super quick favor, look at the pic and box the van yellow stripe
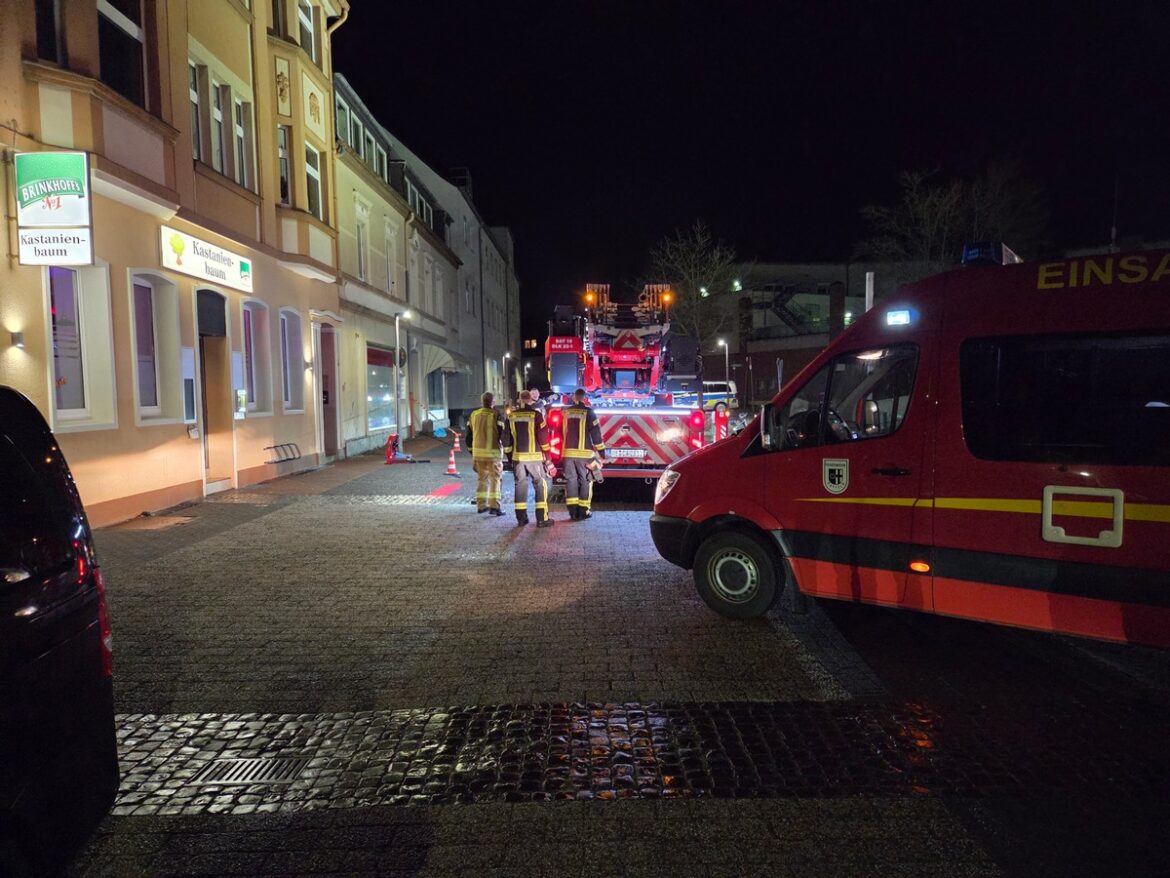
[798,496,1170,523]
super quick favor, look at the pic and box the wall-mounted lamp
[10,331,24,349]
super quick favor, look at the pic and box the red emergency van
[650,249,1170,647]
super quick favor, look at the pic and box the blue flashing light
[886,309,913,327]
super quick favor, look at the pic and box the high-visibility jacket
[504,404,550,462]
[562,402,605,459]
[465,406,504,460]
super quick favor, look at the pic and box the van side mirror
[760,403,779,450]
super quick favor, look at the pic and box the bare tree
[647,220,740,347]
[855,162,1048,264]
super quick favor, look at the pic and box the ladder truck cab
[544,284,707,481]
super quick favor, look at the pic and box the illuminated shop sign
[160,227,253,293]
[14,151,93,265]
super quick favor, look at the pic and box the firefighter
[504,389,554,527]
[465,391,505,516]
[561,388,605,520]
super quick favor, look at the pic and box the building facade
[1,0,349,526]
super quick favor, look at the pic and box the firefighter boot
[567,505,580,521]
[536,511,555,528]
[516,510,529,526]
[579,507,593,520]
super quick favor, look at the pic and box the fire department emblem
[823,458,849,494]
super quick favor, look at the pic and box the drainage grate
[189,757,311,786]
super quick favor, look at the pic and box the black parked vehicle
[0,387,119,876]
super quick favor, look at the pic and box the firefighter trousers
[513,461,549,521]
[473,459,502,511]
[563,458,593,511]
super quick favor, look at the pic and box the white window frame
[364,132,376,168]
[298,0,317,64]
[132,279,161,416]
[335,96,350,144]
[356,218,368,281]
[241,300,272,414]
[385,227,396,294]
[277,124,290,205]
[46,263,117,431]
[376,145,387,182]
[211,80,225,172]
[97,0,145,104]
[350,117,364,158]
[234,99,248,187]
[305,142,322,220]
[278,308,305,412]
[189,62,201,161]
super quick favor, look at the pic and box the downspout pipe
[477,225,486,394]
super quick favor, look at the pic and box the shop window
[366,345,398,431]
[305,143,323,220]
[98,0,145,108]
[279,309,304,411]
[48,264,116,429]
[130,273,182,422]
[241,301,272,413]
[277,125,290,204]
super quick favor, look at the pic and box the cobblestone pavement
[68,447,1170,876]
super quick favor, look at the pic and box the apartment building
[0,0,348,525]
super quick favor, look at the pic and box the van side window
[0,436,74,581]
[775,345,918,450]
[961,332,1170,466]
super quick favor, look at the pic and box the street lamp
[502,351,512,398]
[718,338,729,387]
[395,310,411,436]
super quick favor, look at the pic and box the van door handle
[872,466,911,477]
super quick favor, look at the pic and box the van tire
[693,530,779,619]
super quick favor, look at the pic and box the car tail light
[689,409,705,448]
[689,410,704,430]
[549,409,563,427]
[94,567,113,677]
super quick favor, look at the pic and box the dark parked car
[0,387,118,876]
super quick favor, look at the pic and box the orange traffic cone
[452,431,462,452]
[446,447,460,478]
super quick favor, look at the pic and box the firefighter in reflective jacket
[561,388,606,520]
[504,389,554,527]
[465,391,505,516]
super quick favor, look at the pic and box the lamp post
[718,338,729,387]
[502,351,512,399]
[394,310,411,436]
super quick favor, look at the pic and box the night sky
[333,1,1170,337]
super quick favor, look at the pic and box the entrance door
[196,289,234,491]
[319,324,338,458]
[763,341,931,608]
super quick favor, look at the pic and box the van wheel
[693,531,780,618]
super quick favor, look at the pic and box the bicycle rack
[263,443,302,464]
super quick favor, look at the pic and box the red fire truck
[544,285,706,480]
[651,247,1170,647]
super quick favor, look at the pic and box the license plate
[609,448,646,459]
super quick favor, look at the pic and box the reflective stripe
[798,496,1170,523]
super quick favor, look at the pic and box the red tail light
[549,409,563,427]
[94,567,113,677]
[689,410,704,429]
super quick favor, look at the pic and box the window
[36,0,62,63]
[356,218,368,281]
[50,267,86,414]
[961,333,1170,466]
[385,228,396,294]
[188,63,201,160]
[366,345,397,430]
[278,310,304,411]
[47,264,116,427]
[277,125,290,204]
[350,117,364,158]
[335,97,349,143]
[233,100,251,188]
[376,145,387,182]
[364,132,375,168]
[297,0,317,64]
[241,301,272,412]
[270,0,286,36]
[774,345,918,450]
[98,0,145,108]
[305,143,322,219]
[133,281,159,413]
[211,81,225,172]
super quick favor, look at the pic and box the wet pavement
[67,440,1170,876]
